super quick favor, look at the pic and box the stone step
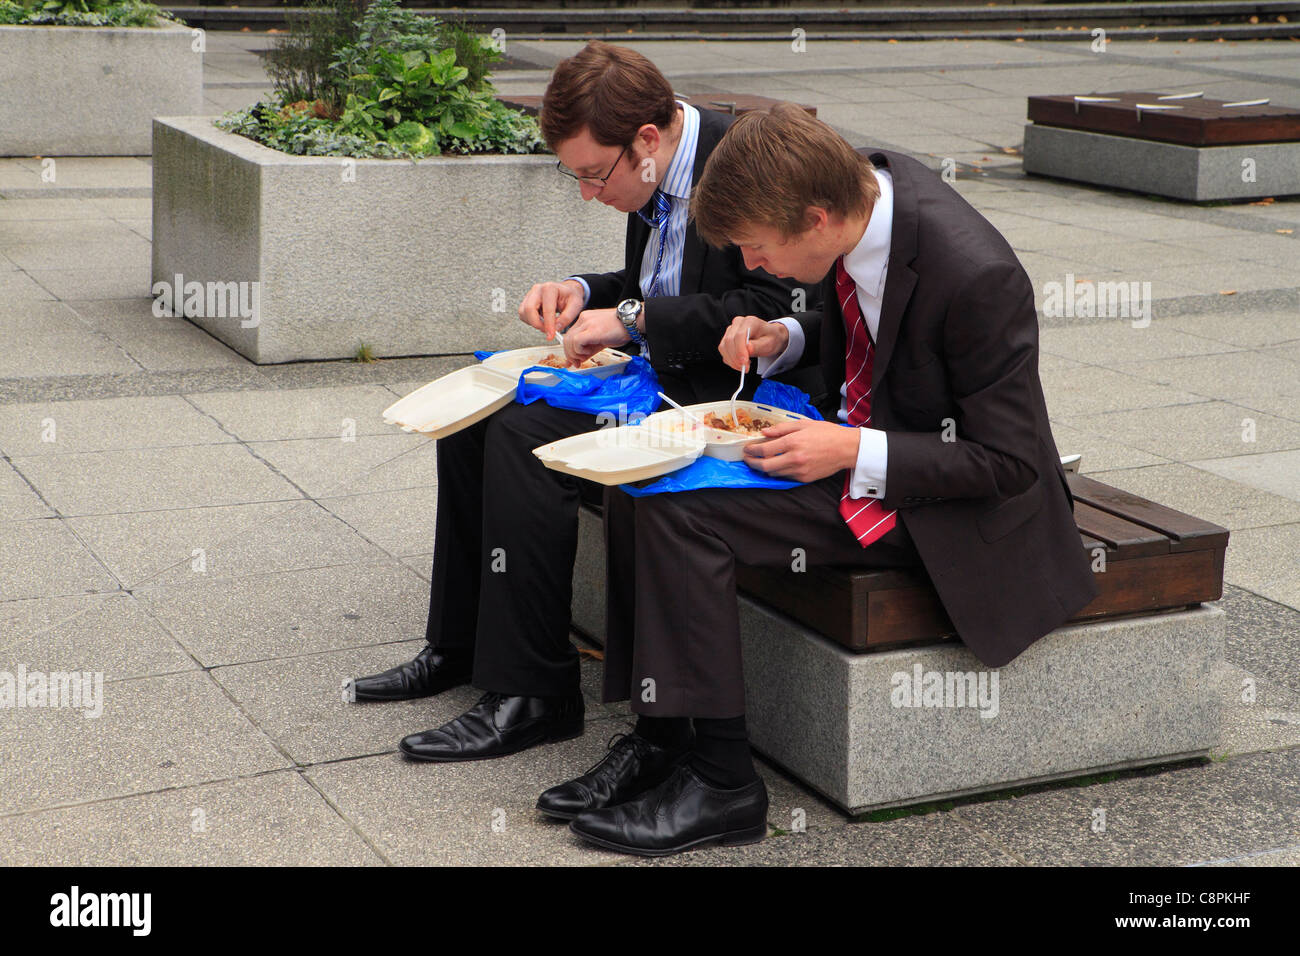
[164,1,1300,39]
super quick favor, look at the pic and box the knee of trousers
[483,403,558,462]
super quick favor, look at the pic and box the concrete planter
[150,116,627,363]
[0,23,203,156]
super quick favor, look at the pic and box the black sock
[635,715,691,750]
[690,715,758,789]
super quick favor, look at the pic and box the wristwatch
[616,298,647,349]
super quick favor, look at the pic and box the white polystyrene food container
[532,426,706,486]
[381,365,520,440]
[639,401,809,461]
[481,345,633,383]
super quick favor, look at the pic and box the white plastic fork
[730,328,751,427]
[657,391,707,427]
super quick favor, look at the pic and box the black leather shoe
[348,645,471,702]
[568,764,768,857]
[398,691,584,762]
[536,732,689,820]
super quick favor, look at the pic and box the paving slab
[1059,401,1300,462]
[1220,522,1300,613]
[100,324,248,372]
[1039,322,1244,366]
[1211,659,1300,758]
[0,303,137,377]
[186,385,401,442]
[1046,420,1169,474]
[246,433,439,499]
[0,459,52,520]
[0,670,290,816]
[67,498,389,589]
[304,736,643,865]
[0,197,108,220]
[0,772,383,867]
[10,443,302,516]
[0,517,118,602]
[133,560,431,667]
[1038,365,1203,418]
[25,267,149,301]
[1189,449,1300,502]
[950,748,1300,867]
[0,394,233,457]
[1,591,195,679]
[317,486,440,559]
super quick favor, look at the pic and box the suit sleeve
[883,257,1041,505]
[639,246,807,367]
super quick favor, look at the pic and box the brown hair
[691,103,880,248]
[539,41,677,149]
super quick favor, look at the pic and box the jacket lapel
[863,150,919,391]
[677,107,727,293]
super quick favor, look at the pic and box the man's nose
[741,248,762,272]
[579,181,600,201]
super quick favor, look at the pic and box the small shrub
[216,0,542,160]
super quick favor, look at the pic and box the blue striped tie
[636,189,673,297]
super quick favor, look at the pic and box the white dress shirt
[756,167,893,500]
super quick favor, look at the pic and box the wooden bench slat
[1072,501,1171,557]
[1068,473,1230,553]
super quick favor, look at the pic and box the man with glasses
[347,42,814,794]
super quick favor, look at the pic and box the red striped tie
[836,256,897,548]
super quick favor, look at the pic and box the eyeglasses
[556,144,629,187]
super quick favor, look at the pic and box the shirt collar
[657,100,700,202]
[842,166,893,298]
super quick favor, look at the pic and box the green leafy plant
[0,0,174,25]
[216,0,541,160]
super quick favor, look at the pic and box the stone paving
[1,33,1298,866]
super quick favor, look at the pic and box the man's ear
[800,206,829,235]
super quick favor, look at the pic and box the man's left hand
[562,308,629,365]
[743,419,861,483]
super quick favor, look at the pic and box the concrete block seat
[571,472,1229,814]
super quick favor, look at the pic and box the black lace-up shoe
[347,645,471,702]
[398,691,584,762]
[569,764,768,857]
[536,732,689,820]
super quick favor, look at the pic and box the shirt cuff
[564,276,592,309]
[848,427,888,499]
[755,317,805,377]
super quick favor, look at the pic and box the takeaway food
[538,353,602,370]
[701,409,776,434]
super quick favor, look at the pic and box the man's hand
[719,315,790,372]
[518,279,586,340]
[743,419,861,483]
[562,308,629,365]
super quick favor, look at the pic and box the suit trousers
[424,399,606,697]
[601,474,925,718]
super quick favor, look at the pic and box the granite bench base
[572,506,1224,815]
[1022,122,1300,202]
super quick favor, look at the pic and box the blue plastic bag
[474,350,663,419]
[620,380,830,496]
[514,356,663,419]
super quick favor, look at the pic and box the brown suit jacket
[792,148,1098,666]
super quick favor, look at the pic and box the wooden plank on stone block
[1068,473,1230,553]
[1027,91,1300,146]
[1070,548,1224,620]
[1072,501,1170,558]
